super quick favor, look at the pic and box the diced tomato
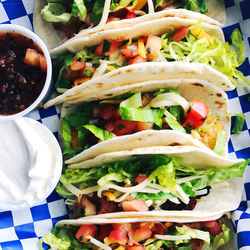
[99,105,115,120]
[74,77,91,86]
[183,98,209,129]
[128,55,147,65]
[109,230,127,245]
[113,108,121,119]
[172,26,189,42]
[133,228,152,242]
[121,199,148,212]
[162,123,169,129]
[107,16,121,23]
[184,222,201,230]
[138,222,154,229]
[70,60,85,71]
[136,122,153,132]
[151,223,165,236]
[95,40,119,56]
[145,35,162,60]
[112,223,132,232]
[113,119,138,136]
[105,40,119,56]
[98,197,118,214]
[134,174,148,184]
[128,245,146,250]
[97,224,113,240]
[75,224,97,243]
[80,196,96,216]
[64,67,83,80]
[202,221,222,236]
[23,48,44,69]
[186,239,204,250]
[39,55,47,72]
[121,44,139,58]
[104,120,116,132]
[125,8,136,19]
[95,43,104,56]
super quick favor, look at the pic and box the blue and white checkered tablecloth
[0,0,249,249]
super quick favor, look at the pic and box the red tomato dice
[112,223,132,232]
[151,223,165,236]
[121,200,148,212]
[184,98,209,129]
[202,220,222,236]
[133,228,152,242]
[104,120,116,132]
[113,119,138,136]
[145,35,162,60]
[125,8,137,19]
[121,44,139,58]
[136,122,153,131]
[97,224,113,240]
[70,60,85,71]
[172,26,189,42]
[128,55,147,65]
[134,174,148,184]
[109,230,127,245]
[99,105,114,120]
[95,44,104,56]
[75,224,97,243]
[128,245,146,250]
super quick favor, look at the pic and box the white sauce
[0,117,62,210]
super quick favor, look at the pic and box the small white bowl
[0,117,62,211]
[0,24,52,121]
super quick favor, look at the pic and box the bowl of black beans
[0,24,52,120]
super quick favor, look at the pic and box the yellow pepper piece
[107,65,117,71]
[138,38,147,58]
[104,237,116,245]
[115,246,125,250]
[103,191,116,201]
[133,0,148,10]
[165,222,173,228]
[196,198,201,202]
[122,38,132,48]
[190,27,211,41]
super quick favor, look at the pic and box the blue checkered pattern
[0,0,249,249]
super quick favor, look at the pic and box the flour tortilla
[44,62,233,109]
[50,12,224,57]
[64,145,245,222]
[33,3,224,50]
[60,78,229,164]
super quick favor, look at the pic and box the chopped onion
[155,234,191,241]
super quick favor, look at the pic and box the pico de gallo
[41,0,210,39]
[56,153,248,218]
[40,218,231,250]
[54,26,249,93]
[62,89,226,157]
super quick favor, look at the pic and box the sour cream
[0,117,62,210]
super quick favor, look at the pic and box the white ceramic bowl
[0,117,62,210]
[0,24,52,121]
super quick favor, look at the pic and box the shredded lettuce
[39,232,71,250]
[110,0,137,12]
[160,28,250,87]
[184,0,208,14]
[212,224,231,249]
[83,125,116,141]
[120,93,165,127]
[213,130,227,155]
[165,116,186,133]
[231,28,246,65]
[232,113,245,134]
[98,173,126,186]
[176,225,210,244]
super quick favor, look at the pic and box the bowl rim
[0,24,52,121]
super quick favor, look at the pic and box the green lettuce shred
[83,124,116,141]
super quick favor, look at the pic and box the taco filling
[41,0,210,39]
[54,26,248,93]
[56,154,248,217]
[40,217,231,249]
[62,89,226,157]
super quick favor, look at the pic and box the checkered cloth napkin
[0,0,249,249]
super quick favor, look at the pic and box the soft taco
[34,1,226,50]
[57,146,249,220]
[43,20,249,108]
[40,216,234,250]
[57,77,230,164]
